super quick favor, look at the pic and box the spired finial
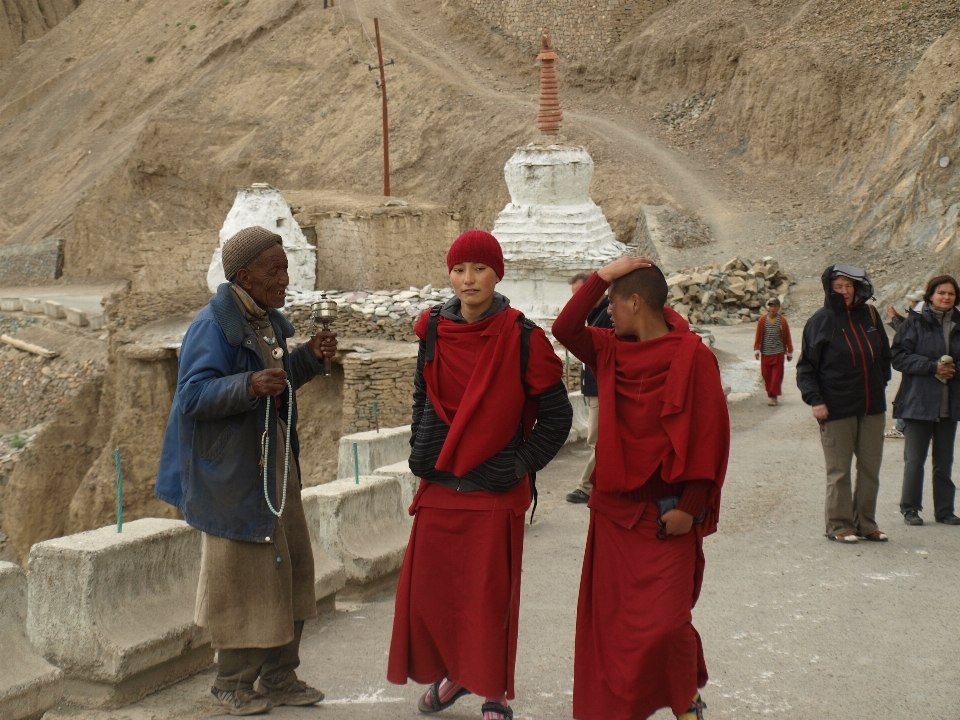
[536,31,562,136]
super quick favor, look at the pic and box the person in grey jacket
[892,275,960,526]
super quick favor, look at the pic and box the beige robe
[194,286,317,649]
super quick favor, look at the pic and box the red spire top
[536,32,562,136]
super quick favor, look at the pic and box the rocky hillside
[0,0,958,302]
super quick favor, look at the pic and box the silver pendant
[263,336,275,345]
[272,347,284,360]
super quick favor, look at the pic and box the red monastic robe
[552,272,729,720]
[387,305,563,699]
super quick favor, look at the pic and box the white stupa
[207,184,317,293]
[492,34,626,324]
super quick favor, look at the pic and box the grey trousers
[901,418,957,520]
[576,395,600,495]
[214,621,304,692]
[819,413,885,536]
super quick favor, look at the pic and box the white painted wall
[207,184,317,293]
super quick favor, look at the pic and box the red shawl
[590,308,728,531]
[414,306,562,478]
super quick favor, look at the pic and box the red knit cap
[446,230,505,280]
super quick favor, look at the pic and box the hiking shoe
[211,686,273,716]
[258,678,324,707]
[566,489,590,504]
[937,514,960,525]
[904,510,924,526]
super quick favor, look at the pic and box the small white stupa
[493,33,626,324]
[207,184,317,293]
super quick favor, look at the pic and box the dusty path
[47,323,960,720]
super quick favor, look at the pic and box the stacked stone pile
[285,286,455,342]
[666,257,795,326]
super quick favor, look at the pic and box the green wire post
[114,449,123,533]
[373,401,380,433]
[353,442,360,485]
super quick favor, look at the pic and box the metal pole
[374,18,390,197]
[353,442,360,485]
[114,449,123,533]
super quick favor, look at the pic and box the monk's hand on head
[597,256,655,282]
[249,368,288,398]
[661,509,694,536]
[310,330,338,361]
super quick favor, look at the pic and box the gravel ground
[47,323,959,720]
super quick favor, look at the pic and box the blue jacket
[155,283,323,542]
[892,304,960,421]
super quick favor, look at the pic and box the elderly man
[156,226,337,716]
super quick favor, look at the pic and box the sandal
[828,532,859,543]
[481,702,514,720]
[418,681,470,714]
[861,530,888,542]
[677,693,707,720]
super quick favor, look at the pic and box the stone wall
[341,348,417,436]
[453,0,669,62]
[287,191,460,291]
[0,239,63,285]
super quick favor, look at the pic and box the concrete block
[568,391,590,438]
[66,308,89,327]
[0,297,22,311]
[43,300,65,319]
[337,425,412,480]
[373,460,420,512]
[27,519,213,708]
[89,314,106,330]
[302,476,410,585]
[0,562,63,720]
[20,298,44,313]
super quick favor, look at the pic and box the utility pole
[373,18,391,197]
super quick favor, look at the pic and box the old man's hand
[249,369,288,398]
[310,330,338,361]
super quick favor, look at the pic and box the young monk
[552,256,729,720]
[387,230,573,720]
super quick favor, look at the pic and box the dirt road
[46,322,960,720]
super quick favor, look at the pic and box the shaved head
[610,266,668,310]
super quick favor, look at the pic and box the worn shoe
[828,532,858,543]
[566,489,590,504]
[211,686,273,716]
[936,514,960,525]
[258,679,324,707]
[767,397,778,406]
[904,510,924,526]
[884,428,905,439]
[481,702,514,720]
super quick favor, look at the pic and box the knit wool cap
[446,230,505,280]
[221,226,283,280]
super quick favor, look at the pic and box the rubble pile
[653,93,716,131]
[285,286,456,342]
[666,257,795,326]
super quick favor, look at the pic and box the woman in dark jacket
[796,264,892,543]
[892,275,960,526]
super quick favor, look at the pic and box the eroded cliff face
[0,0,81,67]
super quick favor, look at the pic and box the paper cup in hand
[939,355,954,384]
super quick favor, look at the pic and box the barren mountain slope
[1,0,959,301]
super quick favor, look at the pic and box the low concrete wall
[0,239,63,285]
[26,519,212,708]
[302,476,410,584]
[337,425,412,480]
[374,460,420,512]
[0,562,62,720]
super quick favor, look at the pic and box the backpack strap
[424,305,443,362]
[518,314,535,386]
[516,313,538,524]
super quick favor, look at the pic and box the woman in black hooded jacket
[796,264,892,543]
[891,275,960,527]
